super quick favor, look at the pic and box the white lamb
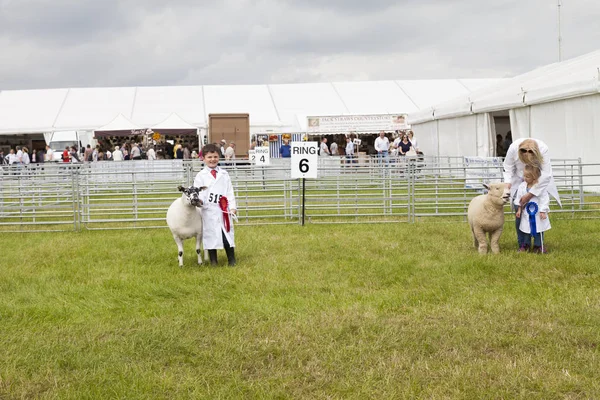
[467,182,511,254]
[166,185,206,267]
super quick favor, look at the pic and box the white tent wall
[437,115,478,157]
[412,120,438,156]
[131,86,206,127]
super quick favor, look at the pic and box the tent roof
[150,113,198,135]
[0,79,504,135]
[409,49,600,124]
[94,113,142,137]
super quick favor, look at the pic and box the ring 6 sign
[291,142,318,179]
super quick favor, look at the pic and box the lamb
[166,185,206,267]
[467,182,511,254]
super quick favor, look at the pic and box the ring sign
[254,147,270,166]
[248,149,256,164]
[291,142,318,179]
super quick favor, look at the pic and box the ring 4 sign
[253,147,270,166]
[291,142,318,179]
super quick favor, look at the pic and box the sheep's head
[483,182,511,206]
[177,185,206,207]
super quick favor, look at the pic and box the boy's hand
[231,209,237,215]
[540,212,547,220]
[515,209,521,218]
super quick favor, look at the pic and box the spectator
[396,133,412,156]
[225,142,236,161]
[62,147,70,163]
[503,131,513,155]
[279,139,291,158]
[36,148,45,164]
[374,131,390,163]
[7,149,17,165]
[183,144,191,160]
[330,140,338,156]
[22,147,30,164]
[146,146,156,161]
[345,136,355,164]
[112,146,124,161]
[0,150,5,165]
[220,139,227,157]
[407,131,420,153]
[84,144,93,162]
[69,146,81,163]
[320,137,330,157]
[92,146,99,162]
[45,145,54,162]
[131,143,142,160]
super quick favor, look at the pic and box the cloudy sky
[1,0,599,90]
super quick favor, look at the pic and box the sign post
[291,142,318,225]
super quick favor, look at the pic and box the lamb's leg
[490,228,503,254]
[196,234,203,265]
[173,235,185,267]
[472,226,488,254]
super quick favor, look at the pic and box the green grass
[1,221,600,398]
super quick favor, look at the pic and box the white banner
[307,114,408,133]
[464,157,504,189]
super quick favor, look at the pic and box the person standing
[515,165,551,253]
[503,138,560,250]
[319,137,330,157]
[330,140,338,156]
[345,136,355,164]
[279,139,291,158]
[193,144,238,266]
[225,142,236,161]
[374,131,389,164]
[146,146,156,161]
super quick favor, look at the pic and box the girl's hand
[540,212,547,220]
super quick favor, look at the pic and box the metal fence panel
[1,156,599,232]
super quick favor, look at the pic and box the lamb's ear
[177,186,185,192]
[483,183,490,191]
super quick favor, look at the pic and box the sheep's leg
[173,235,185,267]
[472,226,488,254]
[471,225,479,249]
[489,228,503,254]
[196,234,203,265]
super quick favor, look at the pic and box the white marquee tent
[0,79,502,137]
[408,50,600,163]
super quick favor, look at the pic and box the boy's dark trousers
[208,231,236,266]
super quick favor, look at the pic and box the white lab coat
[193,166,237,249]
[514,182,551,234]
[503,138,561,206]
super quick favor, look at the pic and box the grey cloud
[0,0,599,90]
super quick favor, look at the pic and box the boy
[193,144,237,266]
[514,164,551,253]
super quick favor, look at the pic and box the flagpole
[557,0,563,62]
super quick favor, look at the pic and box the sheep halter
[219,196,231,232]
[526,202,539,235]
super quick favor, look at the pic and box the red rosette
[219,196,230,232]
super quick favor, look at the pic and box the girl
[514,164,551,253]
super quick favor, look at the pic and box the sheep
[166,185,206,267]
[467,182,511,254]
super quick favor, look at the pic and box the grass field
[1,220,600,398]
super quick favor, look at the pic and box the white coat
[193,166,237,249]
[503,138,561,207]
[514,182,551,234]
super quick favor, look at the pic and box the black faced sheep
[166,185,206,267]
[467,182,511,254]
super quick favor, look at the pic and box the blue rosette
[526,202,539,235]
